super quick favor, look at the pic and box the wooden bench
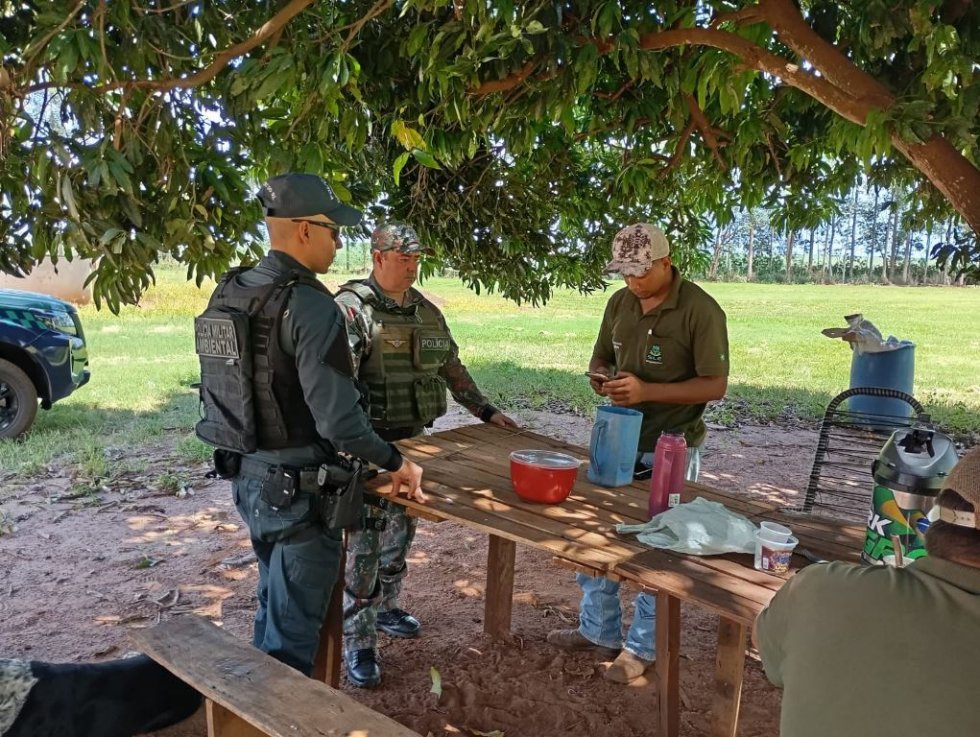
[132,615,422,737]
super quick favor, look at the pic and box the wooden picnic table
[316,424,864,737]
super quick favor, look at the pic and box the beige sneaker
[546,628,619,658]
[603,650,654,684]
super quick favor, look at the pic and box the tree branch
[20,0,87,83]
[475,61,539,95]
[755,0,893,108]
[472,27,870,125]
[659,117,696,178]
[710,5,766,29]
[24,0,314,96]
[684,94,727,170]
[342,0,394,50]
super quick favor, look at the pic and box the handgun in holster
[317,458,378,530]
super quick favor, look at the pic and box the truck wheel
[0,358,39,439]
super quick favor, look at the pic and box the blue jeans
[576,447,701,660]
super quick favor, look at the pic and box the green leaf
[392,120,427,151]
[525,21,547,35]
[412,149,440,169]
[429,666,442,697]
[393,151,411,186]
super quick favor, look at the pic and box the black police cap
[256,173,362,226]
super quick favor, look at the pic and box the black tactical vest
[194,267,325,453]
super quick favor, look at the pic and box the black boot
[376,608,421,638]
[345,648,381,688]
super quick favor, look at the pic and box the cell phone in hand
[584,371,610,383]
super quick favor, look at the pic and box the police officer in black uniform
[194,173,425,675]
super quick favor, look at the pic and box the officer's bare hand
[388,458,427,503]
[488,411,520,429]
[604,371,648,406]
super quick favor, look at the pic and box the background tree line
[697,175,977,285]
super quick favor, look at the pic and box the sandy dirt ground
[0,405,823,736]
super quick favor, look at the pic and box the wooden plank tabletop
[367,424,864,624]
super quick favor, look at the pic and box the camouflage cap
[606,223,670,277]
[371,222,429,254]
[937,446,980,530]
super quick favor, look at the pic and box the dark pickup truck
[0,288,91,438]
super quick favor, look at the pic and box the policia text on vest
[193,267,367,531]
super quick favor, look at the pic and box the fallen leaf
[135,556,162,570]
[430,666,442,697]
[472,731,505,737]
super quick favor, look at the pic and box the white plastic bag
[616,497,757,555]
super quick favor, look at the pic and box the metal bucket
[862,425,958,565]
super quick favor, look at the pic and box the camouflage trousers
[342,499,418,652]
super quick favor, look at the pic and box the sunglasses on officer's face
[292,219,341,236]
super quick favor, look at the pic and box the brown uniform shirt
[592,268,729,451]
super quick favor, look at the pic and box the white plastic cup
[754,532,799,574]
[759,521,793,544]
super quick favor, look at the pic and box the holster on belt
[317,458,378,530]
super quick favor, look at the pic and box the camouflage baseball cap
[606,223,670,277]
[371,223,430,254]
[257,173,362,226]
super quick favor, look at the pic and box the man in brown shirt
[548,223,729,683]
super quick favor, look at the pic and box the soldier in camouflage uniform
[334,222,518,688]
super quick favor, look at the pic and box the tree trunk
[882,207,895,283]
[807,226,815,273]
[785,230,795,283]
[902,231,913,283]
[747,219,755,280]
[709,227,723,279]
[847,187,859,282]
[825,217,836,282]
[943,218,954,284]
[890,134,980,236]
[923,225,932,283]
[869,189,879,279]
[889,192,902,277]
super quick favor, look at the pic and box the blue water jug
[849,343,916,423]
[587,406,644,487]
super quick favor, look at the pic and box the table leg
[206,699,265,737]
[312,545,345,687]
[655,592,681,737]
[711,617,747,737]
[484,535,516,638]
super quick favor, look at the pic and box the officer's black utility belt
[239,457,322,492]
[237,455,372,531]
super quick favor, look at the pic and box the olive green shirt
[756,558,980,737]
[592,268,729,450]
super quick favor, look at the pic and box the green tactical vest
[340,281,452,430]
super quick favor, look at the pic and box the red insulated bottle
[648,431,688,518]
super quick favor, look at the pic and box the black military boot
[376,608,421,638]
[345,648,381,688]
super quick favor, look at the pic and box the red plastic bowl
[509,450,582,504]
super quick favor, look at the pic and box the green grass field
[3,265,978,477]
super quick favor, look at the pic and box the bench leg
[206,699,266,737]
[711,617,747,737]
[484,535,515,639]
[313,546,345,687]
[655,592,681,737]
